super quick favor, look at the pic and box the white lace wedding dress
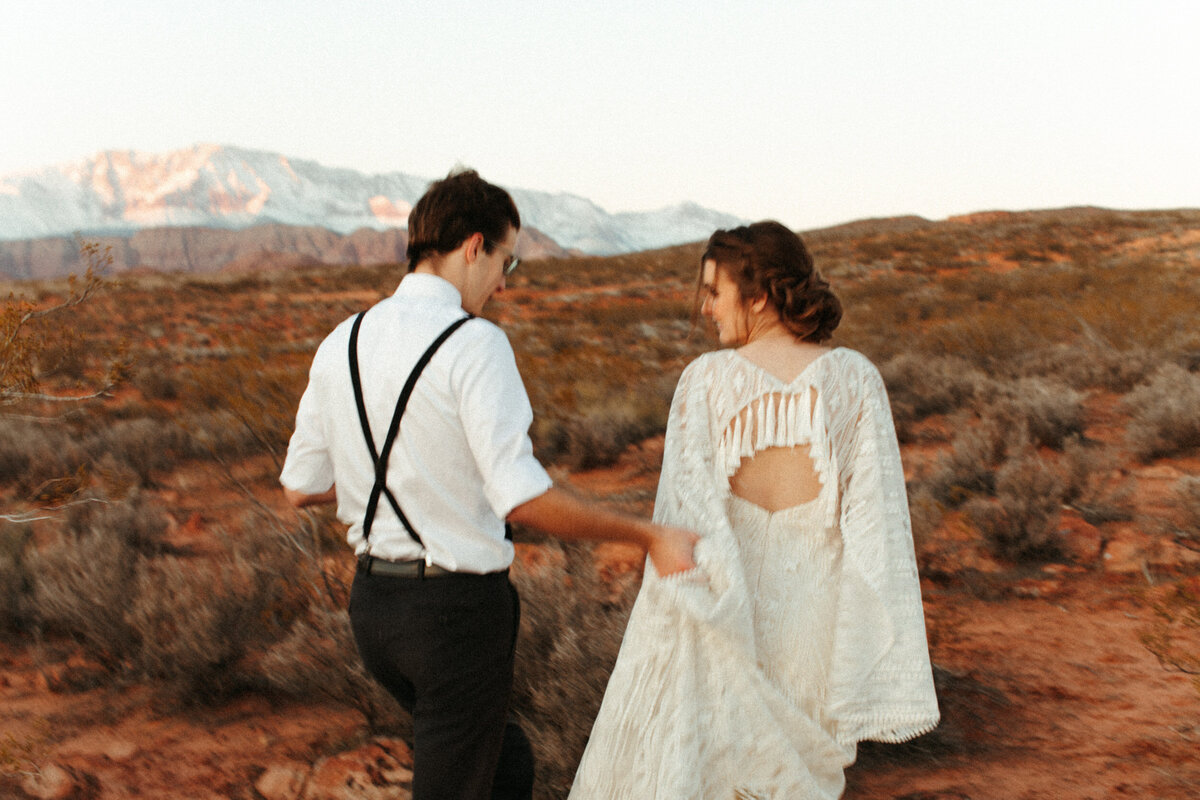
[569,348,940,799]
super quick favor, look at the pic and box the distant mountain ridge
[0,144,746,257]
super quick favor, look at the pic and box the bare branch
[0,384,117,406]
[0,496,111,524]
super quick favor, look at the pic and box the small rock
[20,764,84,800]
[1102,525,1150,574]
[256,763,309,800]
[1134,464,1184,481]
[1010,578,1063,599]
[303,738,413,800]
[102,740,138,762]
[1040,563,1086,576]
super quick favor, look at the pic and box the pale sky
[2,0,1197,230]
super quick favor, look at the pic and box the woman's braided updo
[700,220,842,343]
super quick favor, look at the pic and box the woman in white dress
[570,221,940,799]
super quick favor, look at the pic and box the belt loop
[418,561,426,580]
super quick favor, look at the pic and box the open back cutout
[724,389,823,513]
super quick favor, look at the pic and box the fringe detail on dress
[719,388,817,479]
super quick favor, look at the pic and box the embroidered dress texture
[569,348,939,800]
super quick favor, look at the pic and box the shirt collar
[394,272,463,308]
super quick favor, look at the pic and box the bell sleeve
[825,357,941,746]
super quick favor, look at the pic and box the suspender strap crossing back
[348,310,474,546]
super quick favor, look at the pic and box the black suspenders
[348,310,474,548]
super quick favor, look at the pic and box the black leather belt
[358,555,453,579]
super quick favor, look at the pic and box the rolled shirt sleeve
[456,326,552,519]
[279,355,336,495]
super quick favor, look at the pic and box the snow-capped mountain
[0,144,745,256]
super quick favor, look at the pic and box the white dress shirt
[280,273,552,573]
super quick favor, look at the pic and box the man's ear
[464,232,485,264]
[750,293,769,313]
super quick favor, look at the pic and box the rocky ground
[3,478,1198,800]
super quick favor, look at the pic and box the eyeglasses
[486,240,520,276]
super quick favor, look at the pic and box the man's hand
[646,524,700,577]
[284,485,337,508]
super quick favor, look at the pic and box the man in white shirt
[280,169,696,800]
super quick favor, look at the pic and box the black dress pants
[349,567,534,800]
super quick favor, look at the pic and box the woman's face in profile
[701,260,750,346]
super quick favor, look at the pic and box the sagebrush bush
[1012,341,1156,392]
[0,420,87,495]
[31,492,316,701]
[132,360,181,401]
[178,410,265,461]
[1123,364,1200,460]
[1169,476,1200,543]
[531,376,675,470]
[83,417,188,487]
[922,305,1054,374]
[1060,438,1134,526]
[549,401,667,471]
[262,603,408,733]
[33,519,144,672]
[127,528,309,704]
[923,422,1005,507]
[880,353,986,441]
[64,491,171,557]
[0,524,35,635]
[992,377,1085,450]
[967,448,1066,562]
[1140,577,1200,693]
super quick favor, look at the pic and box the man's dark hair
[406,168,520,271]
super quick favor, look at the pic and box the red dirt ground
[3,442,1199,799]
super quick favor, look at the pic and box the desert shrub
[32,323,91,382]
[177,346,308,469]
[532,376,675,470]
[922,422,1005,507]
[880,353,986,441]
[0,524,35,635]
[966,448,1066,562]
[508,539,639,800]
[991,377,1085,450]
[33,494,179,673]
[177,409,264,461]
[82,417,188,487]
[262,509,403,729]
[556,403,667,471]
[127,528,311,704]
[132,362,181,401]
[0,420,87,494]
[854,237,896,263]
[923,306,1056,374]
[1123,364,1200,460]
[1059,438,1135,526]
[1168,476,1200,544]
[262,604,408,733]
[1012,341,1156,392]
[63,492,171,558]
[32,519,145,673]
[34,494,321,701]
